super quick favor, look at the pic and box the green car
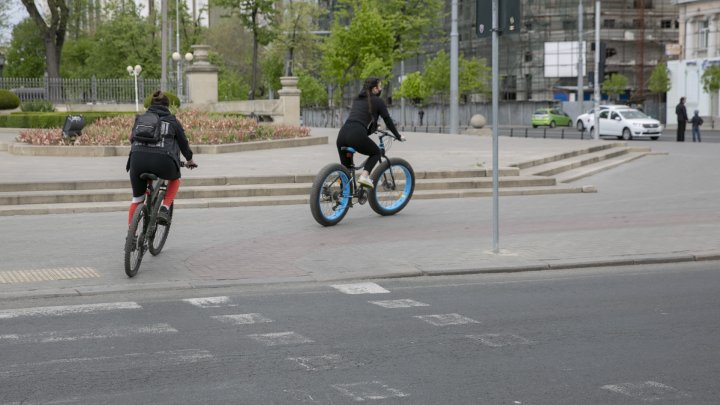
[531,108,572,128]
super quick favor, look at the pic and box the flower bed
[16,111,310,146]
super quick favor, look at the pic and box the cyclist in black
[126,91,196,225]
[337,77,404,188]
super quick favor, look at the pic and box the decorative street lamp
[172,52,194,102]
[127,64,143,112]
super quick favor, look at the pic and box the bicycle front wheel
[310,163,352,226]
[124,206,147,277]
[369,158,415,216]
[149,202,173,256]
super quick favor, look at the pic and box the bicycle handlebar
[181,161,198,169]
[375,129,406,142]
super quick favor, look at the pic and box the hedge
[0,89,21,110]
[0,112,135,128]
[143,91,181,108]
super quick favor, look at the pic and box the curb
[1,253,718,303]
[3,136,327,157]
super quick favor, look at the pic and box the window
[603,19,615,29]
[611,112,620,120]
[563,20,576,30]
[633,0,652,8]
[700,20,709,49]
[661,20,673,29]
[599,111,609,119]
[525,51,533,62]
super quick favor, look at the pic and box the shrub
[0,112,135,128]
[143,91,181,108]
[0,90,21,110]
[20,100,56,112]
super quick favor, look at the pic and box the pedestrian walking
[690,110,703,143]
[676,97,688,142]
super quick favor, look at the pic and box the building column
[185,44,218,106]
[709,15,719,58]
[277,77,301,126]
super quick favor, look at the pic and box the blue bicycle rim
[376,164,413,212]
[321,170,350,221]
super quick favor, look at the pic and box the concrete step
[521,146,638,177]
[554,149,651,184]
[0,185,596,217]
[512,142,624,170]
[0,176,551,206]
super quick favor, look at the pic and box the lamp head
[184,52,194,62]
[172,52,180,62]
[126,65,133,74]
[134,65,142,75]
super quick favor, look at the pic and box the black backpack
[131,112,163,143]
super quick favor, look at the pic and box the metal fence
[0,74,173,104]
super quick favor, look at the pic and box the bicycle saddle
[140,173,159,181]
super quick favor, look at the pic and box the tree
[203,17,254,99]
[395,71,429,105]
[423,50,490,103]
[701,65,720,120]
[0,1,11,43]
[321,0,394,106]
[3,18,46,78]
[21,0,70,78]
[380,0,444,62]
[298,70,328,107]
[275,0,325,76]
[211,0,277,100]
[602,73,628,102]
[648,62,671,95]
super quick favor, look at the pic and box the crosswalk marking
[182,296,234,308]
[0,267,100,284]
[211,313,273,325]
[0,323,177,344]
[332,381,409,401]
[247,331,314,346]
[414,313,480,326]
[466,333,533,348]
[287,354,362,372]
[331,282,390,295]
[369,299,429,308]
[0,302,142,319]
[601,381,691,402]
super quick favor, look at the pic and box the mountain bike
[310,129,415,226]
[124,162,197,277]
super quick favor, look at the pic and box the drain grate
[0,267,100,284]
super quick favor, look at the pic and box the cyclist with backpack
[337,77,404,189]
[126,90,196,225]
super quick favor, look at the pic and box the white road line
[0,302,142,319]
[182,296,234,308]
[369,299,430,308]
[247,331,314,346]
[332,381,409,401]
[331,282,390,294]
[211,313,273,325]
[287,354,362,372]
[466,333,534,348]
[414,313,480,326]
[601,381,691,402]
[0,323,177,344]
[0,349,214,376]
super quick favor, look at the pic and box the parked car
[531,108,572,128]
[587,108,663,140]
[575,105,628,131]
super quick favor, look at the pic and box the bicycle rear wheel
[149,203,173,256]
[124,206,147,277]
[369,158,415,216]
[310,163,352,226]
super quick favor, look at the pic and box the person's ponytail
[362,77,380,115]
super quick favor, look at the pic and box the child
[690,110,703,142]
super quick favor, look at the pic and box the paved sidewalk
[0,127,719,300]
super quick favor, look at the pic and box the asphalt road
[0,262,718,404]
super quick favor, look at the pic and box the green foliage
[298,71,328,108]
[396,72,430,105]
[602,74,629,101]
[322,0,394,106]
[203,20,253,98]
[261,49,285,94]
[218,71,251,101]
[648,62,671,94]
[20,100,56,112]
[701,65,720,94]
[0,112,133,128]
[143,92,181,108]
[380,0,445,60]
[0,90,21,110]
[3,18,46,77]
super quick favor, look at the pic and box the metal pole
[161,0,168,91]
[577,0,584,104]
[491,0,500,253]
[450,0,459,134]
[176,0,182,99]
[400,59,405,127]
[134,73,139,112]
[593,0,600,140]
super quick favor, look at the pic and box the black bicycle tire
[149,203,173,256]
[124,206,147,277]
[368,157,415,216]
[310,163,352,226]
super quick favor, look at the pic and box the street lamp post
[127,64,143,112]
[172,52,194,102]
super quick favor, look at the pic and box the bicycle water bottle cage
[140,173,159,181]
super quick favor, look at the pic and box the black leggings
[336,122,380,172]
[128,151,180,197]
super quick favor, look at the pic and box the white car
[588,108,663,140]
[575,105,626,131]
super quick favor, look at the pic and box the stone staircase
[0,142,650,216]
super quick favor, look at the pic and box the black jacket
[676,103,688,122]
[127,104,193,170]
[345,92,401,138]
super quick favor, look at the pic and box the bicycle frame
[343,131,397,202]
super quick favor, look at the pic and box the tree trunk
[21,0,68,79]
[250,10,259,100]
